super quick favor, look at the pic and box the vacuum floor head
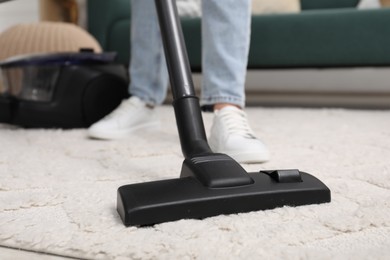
[117,154,330,227]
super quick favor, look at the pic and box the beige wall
[0,0,39,33]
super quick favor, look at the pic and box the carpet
[1,106,390,259]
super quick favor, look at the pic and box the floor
[1,2,44,258]
[1,106,389,259]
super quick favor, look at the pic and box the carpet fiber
[1,106,390,259]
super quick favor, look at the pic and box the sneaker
[87,96,160,140]
[208,106,270,163]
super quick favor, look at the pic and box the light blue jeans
[129,0,251,109]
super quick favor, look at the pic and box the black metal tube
[155,0,195,99]
[155,0,212,158]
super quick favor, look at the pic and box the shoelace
[219,109,257,139]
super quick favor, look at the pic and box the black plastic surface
[180,153,253,188]
[156,0,212,159]
[261,169,303,183]
[155,0,195,99]
[0,52,116,67]
[117,170,331,227]
[0,96,12,123]
[173,97,212,158]
[4,64,128,128]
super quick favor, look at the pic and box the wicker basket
[0,22,102,61]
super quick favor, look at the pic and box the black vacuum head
[117,154,330,227]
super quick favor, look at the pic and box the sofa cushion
[300,0,360,10]
[249,8,390,68]
[87,0,130,52]
[87,0,390,69]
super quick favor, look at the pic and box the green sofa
[87,0,390,108]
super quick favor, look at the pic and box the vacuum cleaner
[0,51,128,128]
[117,0,331,227]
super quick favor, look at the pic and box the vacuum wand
[155,0,212,159]
[155,0,195,98]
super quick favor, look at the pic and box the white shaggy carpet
[1,106,390,259]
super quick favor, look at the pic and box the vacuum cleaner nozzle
[117,160,330,226]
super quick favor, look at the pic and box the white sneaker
[208,106,270,163]
[87,96,159,140]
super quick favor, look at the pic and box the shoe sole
[220,150,270,164]
[88,121,160,140]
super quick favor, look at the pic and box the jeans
[129,0,251,109]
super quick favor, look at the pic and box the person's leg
[200,0,251,109]
[129,0,169,106]
[88,0,167,139]
[201,0,269,163]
